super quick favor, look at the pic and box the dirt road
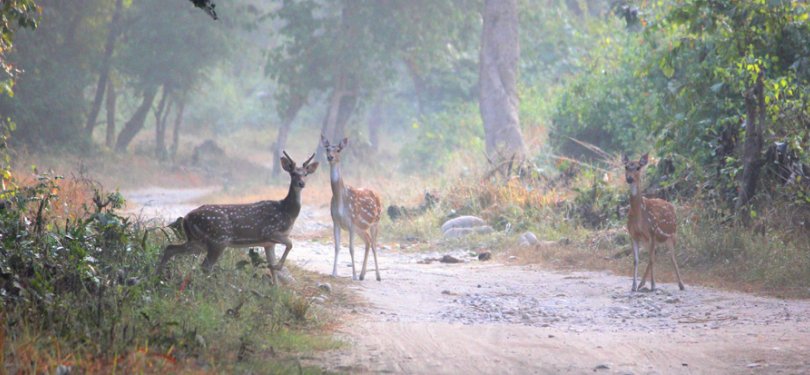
[128,187,810,374]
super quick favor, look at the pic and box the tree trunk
[170,95,186,161]
[736,70,766,213]
[115,85,159,153]
[316,83,347,161]
[332,93,357,141]
[368,100,383,153]
[84,0,123,138]
[404,57,427,116]
[104,77,117,149]
[479,0,527,168]
[272,95,305,177]
[153,86,171,160]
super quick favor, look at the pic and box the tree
[266,0,481,170]
[479,0,527,169]
[113,0,229,153]
[0,0,113,148]
[84,0,123,138]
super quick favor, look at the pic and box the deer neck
[282,181,302,218]
[330,162,348,207]
[628,181,644,221]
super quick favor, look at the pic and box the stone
[518,231,539,246]
[441,215,487,233]
[478,252,492,261]
[317,282,332,293]
[443,225,495,239]
[440,255,463,264]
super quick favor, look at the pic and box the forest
[1,0,809,373]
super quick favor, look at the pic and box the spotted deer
[157,152,318,284]
[624,153,685,292]
[321,135,382,281]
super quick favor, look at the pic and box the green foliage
[400,101,484,173]
[0,175,331,371]
[0,0,39,96]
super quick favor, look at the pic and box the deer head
[320,135,348,164]
[622,153,649,186]
[281,150,319,189]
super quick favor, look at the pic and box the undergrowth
[383,157,810,298]
[0,174,335,373]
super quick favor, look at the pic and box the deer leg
[332,223,341,277]
[359,231,371,281]
[348,224,357,280]
[638,241,651,289]
[264,244,280,286]
[275,237,294,270]
[648,240,657,291]
[669,240,685,290]
[201,243,225,273]
[264,244,277,268]
[638,260,651,290]
[632,239,640,292]
[157,241,203,273]
[371,224,381,281]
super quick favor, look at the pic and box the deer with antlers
[623,153,685,292]
[321,135,382,281]
[157,152,318,284]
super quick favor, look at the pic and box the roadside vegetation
[2,0,810,372]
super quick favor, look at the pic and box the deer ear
[621,153,629,165]
[281,155,294,172]
[305,161,319,174]
[321,134,329,147]
[639,153,649,167]
[339,137,348,150]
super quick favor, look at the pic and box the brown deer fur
[321,135,383,281]
[624,153,685,292]
[157,152,318,284]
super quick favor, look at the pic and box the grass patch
[0,174,339,373]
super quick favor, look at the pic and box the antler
[282,150,294,165]
[302,153,315,167]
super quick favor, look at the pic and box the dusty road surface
[128,187,810,375]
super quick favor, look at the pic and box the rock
[56,365,72,375]
[519,231,539,246]
[441,215,487,233]
[443,225,494,239]
[317,282,332,293]
[478,252,492,261]
[195,334,207,349]
[440,255,463,263]
[311,296,326,304]
[593,364,610,371]
[191,139,225,166]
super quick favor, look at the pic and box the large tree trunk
[104,77,117,149]
[84,0,123,138]
[404,57,427,116]
[736,70,766,213]
[170,95,186,161]
[368,100,383,153]
[115,86,159,153]
[332,93,357,141]
[479,0,527,168]
[272,95,305,177]
[153,86,171,160]
[316,81,348,161]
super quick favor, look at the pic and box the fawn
[624,153,685,292]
